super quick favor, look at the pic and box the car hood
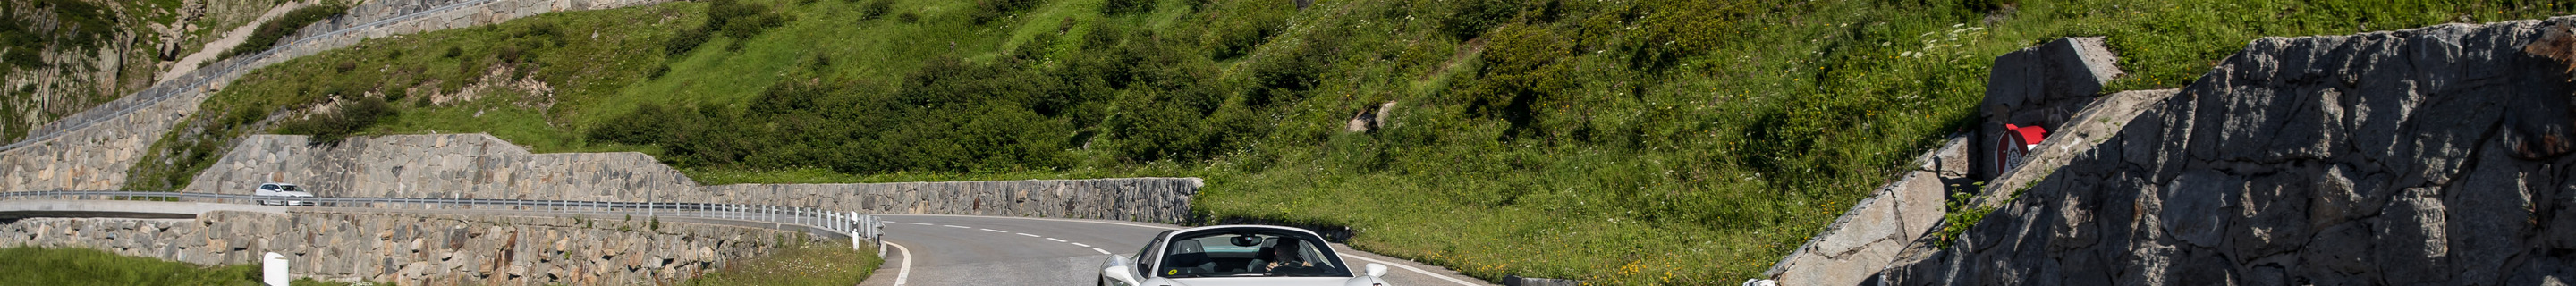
[1162,277,1368,286]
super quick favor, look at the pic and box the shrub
[1247,38,1331,107]
[972,0,1043,25]
[278,97,397,146]
[1439,0,1518,40]
[667,29,711,55]
[859,0,896,21]
[1108,102,1202,163]
[223,4,351,59]
[586,103,684,146]
[1102,0,1156,15]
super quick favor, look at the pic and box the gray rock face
[1877,17,2576,285]
[186,134,1201,223]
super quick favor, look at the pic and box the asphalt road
[0,199,1491,286]
[857,214,1495,286]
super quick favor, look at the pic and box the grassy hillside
[0,247,358,286]
[128,0,2570,283]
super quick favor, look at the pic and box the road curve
[857,214,1496,286]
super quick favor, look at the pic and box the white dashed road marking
[1071,242,1090,247]
[905,223,934,225]
[1016,233,1040,237]
[1091,248,1110,255]
[942,225,970,228]
[1046,238,1066,242]
[980,228,1009,233]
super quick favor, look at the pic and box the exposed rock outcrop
[1876,17,2576,285]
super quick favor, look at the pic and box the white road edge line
[1046,238,1066,242]
[1091,248,1110,255]
[886,241,914,286]
[980,228,1009,233]
[1341,253,1480,286]
[882,214,1481,286]
[1017,233,1041,237]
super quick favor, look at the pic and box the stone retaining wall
[189,134,1203,223]
[1875,17,2576,285]
[0,210,813,285]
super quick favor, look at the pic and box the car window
[280,185,300,192]
[1157,231,1351,278]
[259,184,276,190]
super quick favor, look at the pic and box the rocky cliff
[1875,17,2576,285]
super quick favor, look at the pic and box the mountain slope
[128,0,2574,283]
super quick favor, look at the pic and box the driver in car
[1255,239,1315,272]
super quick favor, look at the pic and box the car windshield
[1156,231,1350,278]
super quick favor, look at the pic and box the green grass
[680,238,883,286]
[131,0,2576,284]
[0,247,363,286]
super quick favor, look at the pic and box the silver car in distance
[253,182,315,206]
[1101,225,1391,286]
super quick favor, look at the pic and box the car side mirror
[1364,263,1387,277]
[1104,265,1140,285]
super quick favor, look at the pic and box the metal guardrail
[0,190,883,247]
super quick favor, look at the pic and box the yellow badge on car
[1167,269,1177,275]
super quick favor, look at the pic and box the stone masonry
[1874,17,2576,285]
[1974,37,2125,180]
[188,134,1203,223]
[1765,136,1962,286]
[0,0,678,192]
[0,210,814,285]
[1767,38,2175,286]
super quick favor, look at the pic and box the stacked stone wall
[0,210,813,285]
[189,134,1203,223]
[1877,17,2576,285]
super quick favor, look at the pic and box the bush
[1108,102,1202,162]
[223,4,351,59]
[1102,0,1156,15]
[278,97,397,146]
[709,0,792,39]
[859,0,896,21]
[972,0,1043,25]
[1246,38,1330,107]
[667,29,711,55]
[1439,0,1518,40]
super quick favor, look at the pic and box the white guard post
[262,252,289,286]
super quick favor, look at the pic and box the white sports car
[1100,225,1391,286]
